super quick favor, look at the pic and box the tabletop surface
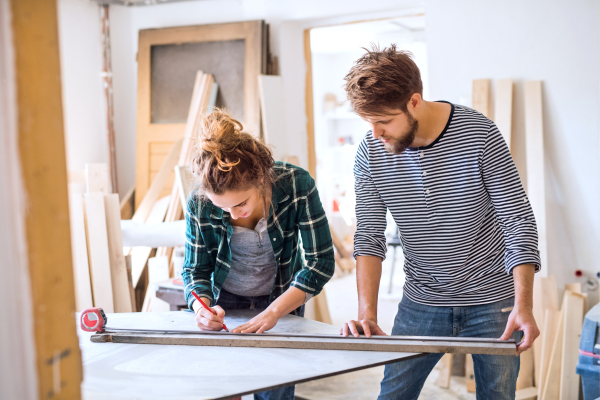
[80,310,422,400]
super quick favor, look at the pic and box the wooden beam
[11,0,82,395]
[91,332,516,355]
[120,185,135,219]
[540,292,566,400]
[104,194,133,313]
[304,28,316,178]
[524,80,547,273]
[533,275,559,386]
[436,354,453,388]
[560,292,584,400]
[174,165,195,212]
[537,308,560,398]
[465,354,476,392]
[493,79,513,151]
[68,193,94,311]
[84,193,114,312]
[472,79,491,119]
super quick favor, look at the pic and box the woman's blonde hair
[190,108,275,197]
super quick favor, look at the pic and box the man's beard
[383,113,419,155]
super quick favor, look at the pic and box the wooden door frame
[302,11,424,179]
[3,0,82,398]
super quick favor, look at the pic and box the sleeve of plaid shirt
[290,175,335,296]
[182,197,214,310]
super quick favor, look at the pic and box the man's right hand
[340,318,387,337]
[194,301,226,331]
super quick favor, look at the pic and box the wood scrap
[104,194,133,313]
[85,163,111,194]
[84,192,114,313]
[68,192,94,311]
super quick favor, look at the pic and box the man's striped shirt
[353,103,541,306]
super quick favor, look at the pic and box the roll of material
[121,220,186,248]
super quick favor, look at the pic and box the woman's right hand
[194,301,226,331]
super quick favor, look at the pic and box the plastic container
[576,302,600,400]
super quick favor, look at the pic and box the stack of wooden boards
[68,164,134,313]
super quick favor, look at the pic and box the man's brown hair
[344,44,423,116]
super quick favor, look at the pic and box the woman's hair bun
[191,108,275,195]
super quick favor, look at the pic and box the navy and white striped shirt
[353,103,541,306]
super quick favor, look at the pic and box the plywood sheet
[524,80,547,273]
[104,194,133,313]
[494,79,513,151]
[68,192,94,311]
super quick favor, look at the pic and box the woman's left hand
[231,309,280,333]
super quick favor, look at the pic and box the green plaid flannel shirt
[182,162,335,314]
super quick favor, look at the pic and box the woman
[182,109,334,398]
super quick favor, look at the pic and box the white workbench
[79,310,423,399]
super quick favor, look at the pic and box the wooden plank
[517,347,535,389]
[142,256,171,312]
[132,138,182,223]
[85,163,111,194]
[559,292,584,400]
[84,193,114,312]
[539,293,566,400]
[465,354,476,392]
[533,275,559,387]
[472,79,491,119]
[494,79,513,151]
[104,194,133,313]
[11,0,82,395]
[258,74,286,146]
[537,308,559,399]
[68,192,93,311]
[304,28,316,178]
[91,331,516,355]
[174,166,195,212]
[125,254,136,312]
[524,80,547,273]
[68,169,86,184]
[564,282,582,293]
[436,354,453,388]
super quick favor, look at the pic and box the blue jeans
[217,289,302,400]
[379,296,522,400]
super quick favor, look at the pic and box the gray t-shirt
[222,218,277,297]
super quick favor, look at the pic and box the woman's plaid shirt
[182,162,335,314]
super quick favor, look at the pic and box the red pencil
[192,291,229,332]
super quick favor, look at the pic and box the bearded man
[340,45,541,400]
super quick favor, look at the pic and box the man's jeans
[379,296,522,400]
[217,289,302,400]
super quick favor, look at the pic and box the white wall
[57,0,108,178]
[426,0,600,301]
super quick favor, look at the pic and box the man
[340,45,540,400]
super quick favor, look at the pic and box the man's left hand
[499,306,540,356]
[231,309,279,334]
